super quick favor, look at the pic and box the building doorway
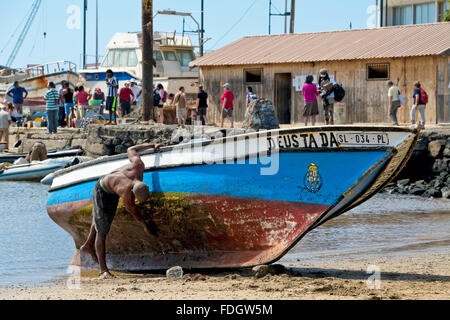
[274,73,292,124]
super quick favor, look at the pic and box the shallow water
[0,182,448,287]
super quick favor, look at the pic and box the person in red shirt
[221,83,234,128]
[118,81,135,117]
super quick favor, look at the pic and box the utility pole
[142,0,153,121]
[290,0,295,33]
[284,0,288,33]
[269,0,291,35]
[200,0,204,56]
[83,0,87,69]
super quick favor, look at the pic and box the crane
[6,0,42,68]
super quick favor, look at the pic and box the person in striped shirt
[106,69,119,125]
[44,82,60,134]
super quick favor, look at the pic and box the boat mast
[83,0,87,69]
[96,0,99,67]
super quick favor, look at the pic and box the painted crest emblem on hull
[304,163,323,193]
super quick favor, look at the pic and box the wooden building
[190,23,450,125]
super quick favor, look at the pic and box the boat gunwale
[51,125,416,179]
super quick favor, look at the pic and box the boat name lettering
[268,132,389,150]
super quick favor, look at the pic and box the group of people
[387,80,428,129]
[300,68,428,128]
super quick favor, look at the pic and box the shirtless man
[80,143,162,279]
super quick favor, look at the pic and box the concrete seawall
[8,125,450,199]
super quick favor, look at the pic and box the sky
[0,0,378,69]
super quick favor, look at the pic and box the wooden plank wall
[198,56,447,125]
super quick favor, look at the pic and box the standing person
[58,81,67,127]
[318,69,336,125]
[80,143,162,279]
[75,86,91,119]
[174,87,187,126]
[7,81,28,117]
[62,82,74,124]
[135,81,143,113]
[44,82,60,134]
[118,81,135,117]
[130,79,142,111]
[221,83,234,129]
[106,69,119,125]
[245,86,257,109]
[0,105,12,149]
[196,85,209,126]
[410,81,427,129]
[387,80,401,126]
[93,88,105,115]
[156,83,167,124]
[302,75,319,127]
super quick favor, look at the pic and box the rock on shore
[382,130,450,199]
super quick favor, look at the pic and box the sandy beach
[1,251,448,300]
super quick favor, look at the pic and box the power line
[208,0,259,51]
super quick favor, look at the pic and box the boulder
[252,265,270,278]
[441,187,450,199]
[397,179,410,187]
[428,140,446,158]
[242,99,280,130]
[422,188,442,198]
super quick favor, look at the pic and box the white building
[380,0,449,26]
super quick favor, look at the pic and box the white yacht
[79,32,199,95]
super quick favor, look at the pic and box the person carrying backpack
[410,81,427,129]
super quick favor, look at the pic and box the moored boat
[0,156,91,182]
[0,148,84,164]
[46,126,419,271]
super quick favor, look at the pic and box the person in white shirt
[0,105,12,148]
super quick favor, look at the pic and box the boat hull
[46,127,419,270]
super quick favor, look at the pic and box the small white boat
[0,157,91,182]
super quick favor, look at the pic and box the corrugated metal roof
[190,23,450,67]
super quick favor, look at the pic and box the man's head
[199,85,203,91]
[157,83,164,90]
[133,182,150,202]
[0,104,7,111]
[319,69,328,77]
[223,83,231,90]
[125,81,130,88]
[386,80,393,88]
[13,81,19,88]
[179,86,185,92]
[48,82,56,89]
[106,69,114,78]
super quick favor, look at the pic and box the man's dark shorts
[92,181,120,236]
[197,107,207,117]
[106,96,117,112]
[222,108,233,118]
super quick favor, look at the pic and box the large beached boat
[0,61,79,107]
[46,126,419,271]
[79,32,199,96]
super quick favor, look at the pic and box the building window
[414,3,436,24]
[244,68,263,83]
[367,63,389,81]
[393,6,413,25]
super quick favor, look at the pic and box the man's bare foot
[100,271,115,280]
[80,244,99,264]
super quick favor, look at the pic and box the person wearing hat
[221,83,234,128]
[318,69,336,125]
[129,79,142,111]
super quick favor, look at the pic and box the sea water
[0,181,448,287]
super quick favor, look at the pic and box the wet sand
[1,252,448,300]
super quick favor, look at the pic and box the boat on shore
[46,126,419,271]
[0,156,91,182]
[0,148,84,164]
[0,61,79,107]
